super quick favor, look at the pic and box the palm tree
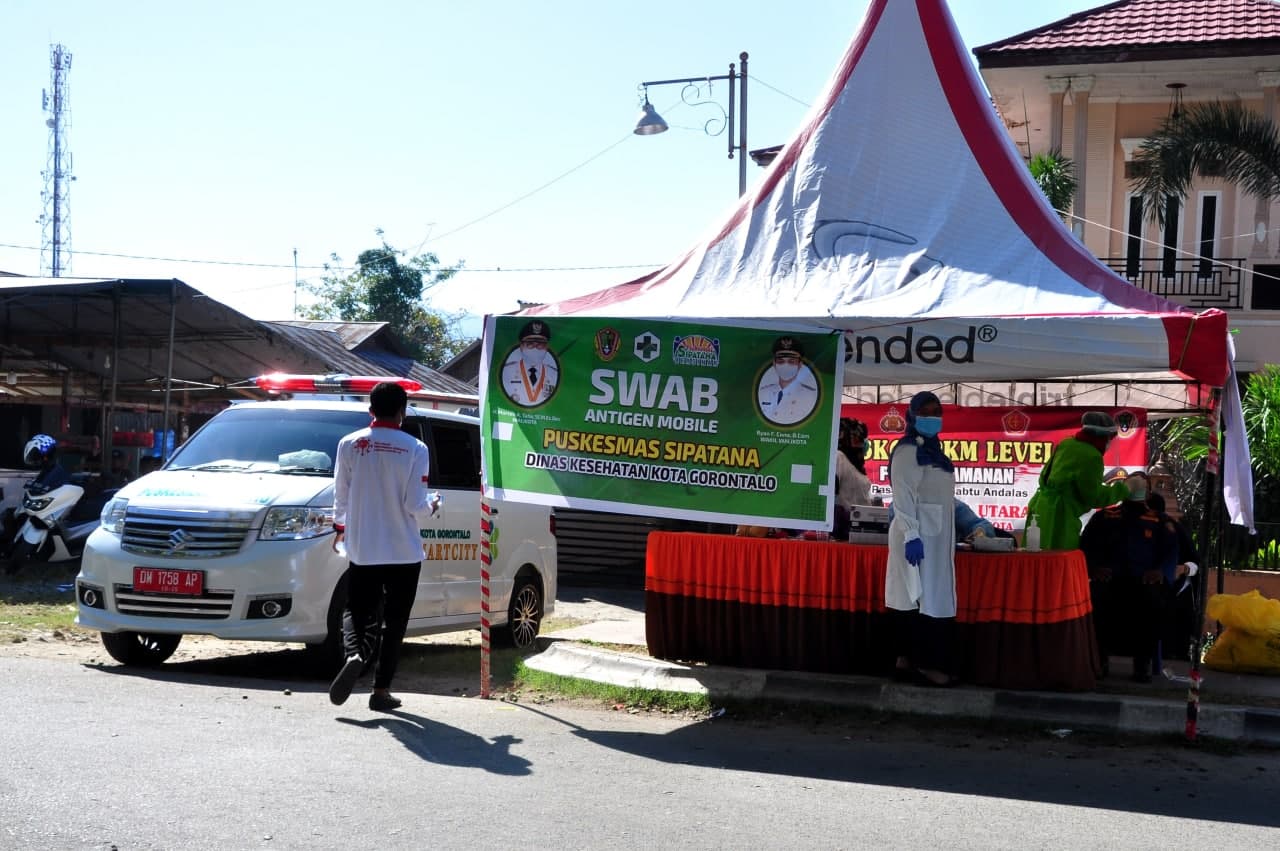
[1027,150,1076,222]
[1132,101,1280,226]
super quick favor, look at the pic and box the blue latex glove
[904,537,925,567]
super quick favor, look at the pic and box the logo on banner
[633,331,661,363]
[593,327,621,361]
[672,334,721,367]
[845,324,994,366]
[1002,409,1030,436]
[1115,410,1139,439]
[880,407,906,433]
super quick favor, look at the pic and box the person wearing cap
[1025,411,1131,551]
[109,448,134,487]
[500,320,559,407]
[757,336,819,426]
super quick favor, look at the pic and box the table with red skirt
[645,532,1101,690]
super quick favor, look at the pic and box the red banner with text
[841,405,1148,533]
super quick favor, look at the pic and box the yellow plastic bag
[1204,627,1280,675]
[1205,590,1280,637]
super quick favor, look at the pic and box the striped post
[479,501,493,699]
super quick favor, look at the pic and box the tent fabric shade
[516,0,1250,527]
[523,0,1228,389]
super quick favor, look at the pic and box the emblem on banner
[633,331,661,363]
[1002,409,1030,436]
[880,407,906,434]
[1114,410,1139,439]
[672,334,720,367]
[593,327,621,361]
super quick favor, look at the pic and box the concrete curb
[525,641,1280,745]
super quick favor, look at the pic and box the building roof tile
[976,0,1280,55]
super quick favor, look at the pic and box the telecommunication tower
[39,44,74,277]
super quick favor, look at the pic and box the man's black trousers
[342,562,421,690]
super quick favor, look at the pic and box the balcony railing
[1102,257,1242,310]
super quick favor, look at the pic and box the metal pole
[738,51,748,197]
[161,281,177,461]
[1186,387,1223,742]
[105,284,121,470]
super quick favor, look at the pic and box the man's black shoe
[328,655,363,706]
[369,692,402,712]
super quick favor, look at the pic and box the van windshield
[167,407,371,475]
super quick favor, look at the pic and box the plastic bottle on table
[1023,513,1041,552]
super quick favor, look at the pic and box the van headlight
[100,498,129,535]
[260,506,335,541]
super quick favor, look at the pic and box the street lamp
[633,51,748,197]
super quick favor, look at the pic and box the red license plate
[133,567,204,596]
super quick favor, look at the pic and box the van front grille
[121,508,258,558]
[113,584,235,619]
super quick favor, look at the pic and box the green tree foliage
[1028,149,1077,221]
[1132,101,1280,226]
[1159,365,1280,524]
[300,234,470,368]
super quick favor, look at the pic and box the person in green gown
[1025,411,1131,550]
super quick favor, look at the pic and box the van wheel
[497,577,543,649]
[305,572,350,677]
[100,631,181,666]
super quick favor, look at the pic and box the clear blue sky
[0,0,1098,340]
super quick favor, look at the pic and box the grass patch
[0,564,84,641]
[511,659,712,714]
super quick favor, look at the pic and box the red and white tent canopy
[528,0,1228,389]
[524,0,1249,526]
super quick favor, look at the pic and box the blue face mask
[914,416,942,438]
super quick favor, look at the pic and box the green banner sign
[481,316,841,529]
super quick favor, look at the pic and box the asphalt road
[3,654,1279,850]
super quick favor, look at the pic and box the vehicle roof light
[254,373,423,395]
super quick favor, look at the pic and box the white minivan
[75,393,556,669]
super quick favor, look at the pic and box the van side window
[425,422,482,490]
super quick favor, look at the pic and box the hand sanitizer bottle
[1024,513,1041,552]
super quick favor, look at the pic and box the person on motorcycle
[25,434,70,492]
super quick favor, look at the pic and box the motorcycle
[1,473,119,573]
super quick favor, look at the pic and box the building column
[1045,77,1069,153]
[1253,71,1280,259]
[1069,75,1095,241]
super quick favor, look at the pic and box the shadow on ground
[517,702,1280,828]
[336,709,533,774]
[85,639,529,696]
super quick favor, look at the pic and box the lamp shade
[633,101,669,136]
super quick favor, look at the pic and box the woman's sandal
[914,668,958,688]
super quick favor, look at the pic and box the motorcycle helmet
[23,434,57,467]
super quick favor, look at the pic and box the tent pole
[161,281,177,461]
[1186,386,1223,742]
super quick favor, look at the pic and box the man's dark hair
[369,382,409,419]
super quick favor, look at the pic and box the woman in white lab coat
[885,392,957,686]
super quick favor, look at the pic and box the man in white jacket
[329,382,434,711]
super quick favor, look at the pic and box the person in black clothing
[1147,491,1201,662]
[1079,472,1177,682]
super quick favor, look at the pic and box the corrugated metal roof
[262,322,477,398]
[0,277,332,402]
[976,0,1280,55]
[272,319,389,350]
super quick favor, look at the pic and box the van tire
[100,631,181,666]
[305,572,350,677]
[496,576,543,650]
